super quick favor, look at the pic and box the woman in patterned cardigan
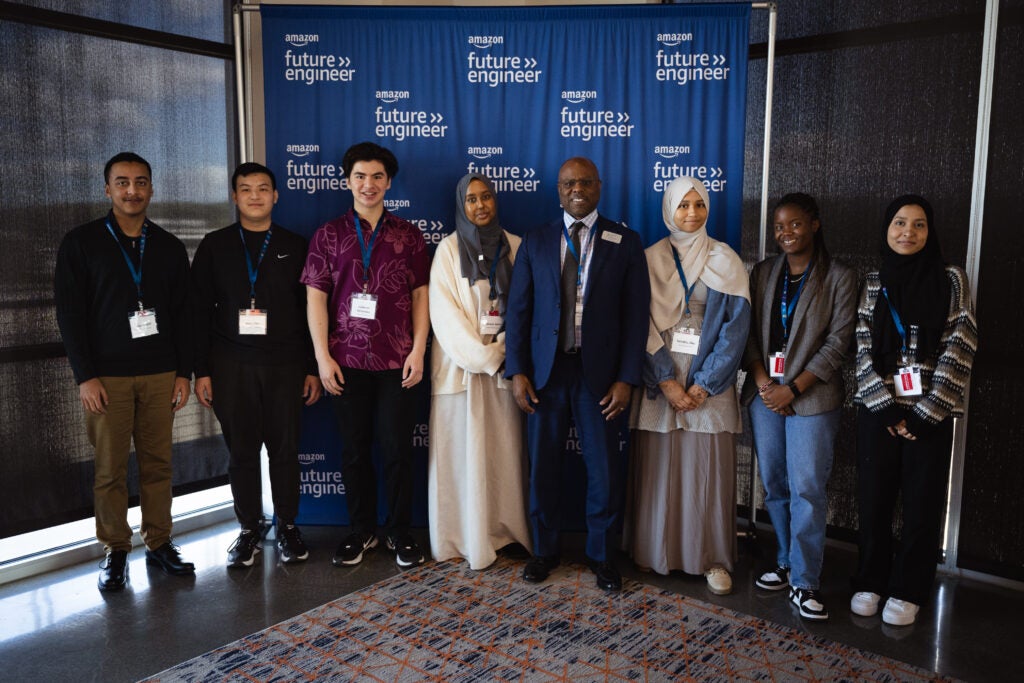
[850,195,977,627]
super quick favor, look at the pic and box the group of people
[55,146,976,630]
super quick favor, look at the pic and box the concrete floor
[0,521,1017,682]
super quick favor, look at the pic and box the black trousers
[211,353,305,530]
[853,407,954,605]
[331,367,416,537]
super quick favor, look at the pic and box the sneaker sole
[279,550,309,564]
[799,608,830,621]
[882,612,916,626]
[394,555,425,569]
[755,579,789,591]
[850,604,879,617]
[227,546,262,568]
[333,537,378,567]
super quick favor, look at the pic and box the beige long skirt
[622,429,737,575]
[428,374,532,570]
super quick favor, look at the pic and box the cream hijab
[647,176,749,341]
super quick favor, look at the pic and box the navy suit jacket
[504,215,650,396]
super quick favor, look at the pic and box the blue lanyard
[487,241,504,304]
[106,219,147,308]
[239,226,273,307]
[670,246,698,317]
[881,287,910,357]
[353,214,381,291]
[780,262,811,345]
[561,221,596,288]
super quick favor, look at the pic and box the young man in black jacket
[55,152,195,591]
[191,162,321,567]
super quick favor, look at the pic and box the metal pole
[740,2,777,543]
[756,2,776,262]
[232,4,249,163]
[941,0,997,573]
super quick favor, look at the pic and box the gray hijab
[454,173,512,309]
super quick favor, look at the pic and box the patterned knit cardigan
[855,265,978,434]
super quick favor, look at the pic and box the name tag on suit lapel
[600,231,622,244]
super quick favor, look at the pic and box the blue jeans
[749,400,840,590]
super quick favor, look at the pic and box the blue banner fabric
[259,3,750,527]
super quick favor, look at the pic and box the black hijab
[454,174,512,311]
[871,195,951,374]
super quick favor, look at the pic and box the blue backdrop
[259,3,750,526]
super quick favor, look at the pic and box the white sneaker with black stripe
[790,587,829,621]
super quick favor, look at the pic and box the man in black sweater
[191,162,321,567]
[55,152,196,591]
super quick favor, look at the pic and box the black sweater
[191,222,314,377]
[54,213,192,384]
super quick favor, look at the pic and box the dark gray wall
[726,0,1021,580]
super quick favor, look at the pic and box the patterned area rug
[144,558,954,682]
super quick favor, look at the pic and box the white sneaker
[882,598,919,626]
[705,567,732,595]
[850,591,881,617]
[790,587,829,621]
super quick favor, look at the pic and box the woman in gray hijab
[427,174,532,569]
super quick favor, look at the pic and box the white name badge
[894,366,923,397]
[601,231,622,244]
[129,308,159,339]
[480,313,503,336]
[671,327,701,354]
[350,292,378,320]
[769,351,786,378]
[238,308,268,335]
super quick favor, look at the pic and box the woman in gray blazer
[741,193,857,621]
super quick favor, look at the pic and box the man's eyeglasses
[559,178,598,190]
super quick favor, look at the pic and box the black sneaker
[333,531,378,566]
[277,524,309,563]
[385,533,425,568]
[790,587,829,621]
[755,566,790,591]
[227,529,262,568]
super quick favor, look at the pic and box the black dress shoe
[587,557,622,592]
[145,541,196,576]
[98,550,129,591]
[522,555,559,583]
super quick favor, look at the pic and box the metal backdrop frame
[229,0,1004,581]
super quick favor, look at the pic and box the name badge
[129,308,159,339]
[601,231,622,244]
[894,366,923,397]
[350,292,378,320]
[480,313,503,336]
[671,327,701,354]
[238,308,268,335]
[769,351,786,378]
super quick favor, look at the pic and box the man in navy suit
[505,157,650,591]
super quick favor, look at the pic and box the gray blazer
[740,254,858,415]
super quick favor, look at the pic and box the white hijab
[648,176,749,340]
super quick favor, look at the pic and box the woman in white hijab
[624,176,750,594]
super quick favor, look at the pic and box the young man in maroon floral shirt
[302,142,430,569]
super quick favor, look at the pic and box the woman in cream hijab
[624,176,750,594]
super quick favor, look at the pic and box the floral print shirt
[301,209,429,371]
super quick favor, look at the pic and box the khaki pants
[86,372,176,552]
